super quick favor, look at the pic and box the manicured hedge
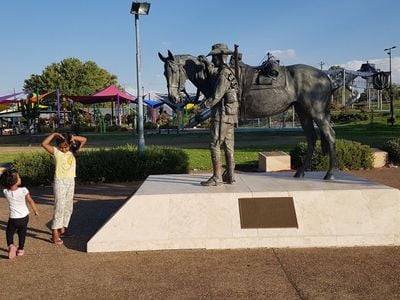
[382,138,400,164]
[12,152,54,186]
[13,145,189,185]
[290,139,373,171]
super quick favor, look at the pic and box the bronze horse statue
[159,50,337,180]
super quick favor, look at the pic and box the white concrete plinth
[87,172,400,252]
[258,151,291,172]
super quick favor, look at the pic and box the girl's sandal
[52,239,64,245]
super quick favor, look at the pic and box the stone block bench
[258,151,291,172]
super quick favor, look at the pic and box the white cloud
[335,57,400,84]
[267,49,297,60]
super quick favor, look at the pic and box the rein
[168,61,187,94]
[169,59,201,105]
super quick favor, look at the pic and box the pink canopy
[68,85,136,126]
[68,85,136,104]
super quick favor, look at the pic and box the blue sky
[1,0,399,96]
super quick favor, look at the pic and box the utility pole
[131,2,151,151]
[384,46,396,125]
[342,68,346,106]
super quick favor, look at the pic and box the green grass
[335,123,400,147]
[184,145,294,171]
[0,153,21,163]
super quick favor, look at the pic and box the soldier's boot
[223,152,236,184]
[201,156,223,186]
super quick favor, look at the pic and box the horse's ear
[158,52,167,62]
[167,50,175,61]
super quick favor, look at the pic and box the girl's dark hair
[0,170,19,189]
[56,132,81,155]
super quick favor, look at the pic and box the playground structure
[93,107,106,133]
[0,86,169,135]
[325,62,390,108]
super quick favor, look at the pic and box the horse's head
[158,50,187,104]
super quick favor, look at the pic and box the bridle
[167,57,203,106]
[166,58,189,101]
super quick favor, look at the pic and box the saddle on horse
[251,58,287,89]
[229,56,288,120]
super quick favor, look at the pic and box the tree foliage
[23,58,118,96]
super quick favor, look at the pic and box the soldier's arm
[204,73,229,108]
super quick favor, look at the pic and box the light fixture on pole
[131,2,150,151]
[384,46,396,126]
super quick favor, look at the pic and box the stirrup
[201,176,223,186]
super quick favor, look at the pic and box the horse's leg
[314,116,336,180]
[294,106,317,178]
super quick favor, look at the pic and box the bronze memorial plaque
[238,197,298,228]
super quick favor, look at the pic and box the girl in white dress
[1,170,39,259]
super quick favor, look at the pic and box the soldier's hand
[198,99,206,109]
[201,98,213,109]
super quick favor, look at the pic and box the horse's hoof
[324,173,335,180]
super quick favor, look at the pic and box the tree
[23,58,118,96]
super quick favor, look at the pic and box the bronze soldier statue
[200,43,239,186]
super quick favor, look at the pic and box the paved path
[1,169,400,299]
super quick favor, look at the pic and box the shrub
[57,125,73,133]
[13,152,55,186]
[12,145,189,185]
[37,125,54,134]
[106,125,120,132]
[382,138,400,164]
[331,111,368,123]
[144,121,157,130]
[290,139,373,171]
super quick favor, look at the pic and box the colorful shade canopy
[0,91,24,103]
[68,85,136,104]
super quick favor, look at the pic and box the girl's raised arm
[71,135,87,150]
[41,132,64,154]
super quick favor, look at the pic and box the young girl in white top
[41,132,87,245]
[1,169,39,259]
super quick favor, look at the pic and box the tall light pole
[384,46,396,125]
[131,2,150,151]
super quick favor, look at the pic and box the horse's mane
[174,54,199,64]
[174,54,213,98]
